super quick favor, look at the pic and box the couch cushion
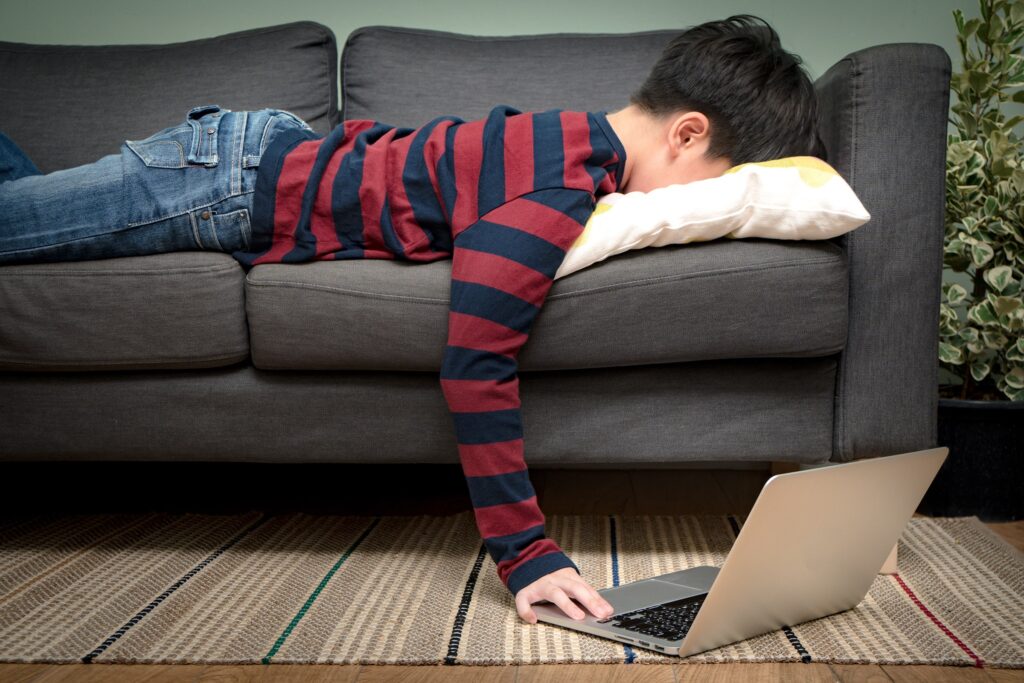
[340,26,678,126]
[0,252,248,371]
[0,21,339,174]
[0,356,837,464]
[245,239,848,372]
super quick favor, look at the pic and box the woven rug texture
[0,512,1020,667]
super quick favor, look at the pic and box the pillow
[555,156,870,279]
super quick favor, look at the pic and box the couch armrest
[815,43,952,462]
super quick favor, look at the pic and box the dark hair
[629,14,826,164]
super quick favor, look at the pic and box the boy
[0,14,823,625]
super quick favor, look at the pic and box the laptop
[533,446,949,657]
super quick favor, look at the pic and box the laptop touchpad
[598,579,693,614]
[654,566,719,591]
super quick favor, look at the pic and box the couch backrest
[0,21,339,174]
[340,26,677,127]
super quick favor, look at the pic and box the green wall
[0,0,980,83]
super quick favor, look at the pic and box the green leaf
[1012,169,1024,192]
[984,195,1000,216]
[968,340,988,354]
[939,341,965,364]
[1009,53,1024,78]
[982,330,1009,348]
[947,282,970,304]
[1006,365,1024,389]
[969,301,999,324]
[989,14,1005,40]
[1002,384,1024,400]
[968,151,987,174]
[983,265,1014,291]
[993,156,1016,178]
[1012,1,1024,25]
[988,220,1009,235]
[964,17,983,38]
[970,357,992,381]
[994,295,1023,316]
[959,326,981,342]
[971,241,995,267]
[970,69,994,96]
[987,14,1003,40]
[947,140,975,165]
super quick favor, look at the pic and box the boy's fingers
[586,588,614,616]
[514,590,538,624]
[514,570,614,624]
[547,587,586,620]
[569,581,606,614]
[562,579,613,618]
[591,586,615,614]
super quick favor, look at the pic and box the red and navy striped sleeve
[233,104,627,596]
[439,186,595,596]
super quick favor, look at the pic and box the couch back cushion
[340,26,677,127]
[0,21,339,173]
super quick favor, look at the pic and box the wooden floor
[0,460,1021,682]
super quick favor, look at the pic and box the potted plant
[921,0,1024,520]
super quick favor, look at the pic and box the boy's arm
[440,187,593,597]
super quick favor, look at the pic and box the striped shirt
[231,104,627,596]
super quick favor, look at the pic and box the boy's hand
[514,567,616,624]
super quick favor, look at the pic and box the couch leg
[879,543,898,574]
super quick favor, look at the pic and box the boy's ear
[667,111,711,156]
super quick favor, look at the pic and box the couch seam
[550,255,843,299]
[0,21,329,54]
[0,351,248,367]
[321,24,334,132]
[354,25,682,43]
[246,255,843,304]
[0,264,239,277]
[837,52,861,462]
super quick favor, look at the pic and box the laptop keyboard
[597,593,707,642]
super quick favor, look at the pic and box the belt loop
[186,104,226,166]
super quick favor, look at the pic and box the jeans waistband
[183,104,314,170]
[249,109,315,168]
[185,104,225,166]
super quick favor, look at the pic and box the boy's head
[607,14,825,193]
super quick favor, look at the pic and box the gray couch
[0,21,950,467]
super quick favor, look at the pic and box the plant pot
[917,397,1023,521]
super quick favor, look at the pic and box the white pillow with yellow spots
[556,156,870,279]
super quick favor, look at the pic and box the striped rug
[0,512,1020,668]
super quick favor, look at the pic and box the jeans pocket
[125,104,227,169]
[207,206,252,252]
[125,123,194,169]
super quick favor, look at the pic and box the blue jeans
[0,104,313,266]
